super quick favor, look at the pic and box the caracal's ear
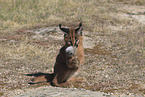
[59,24,69,34]
[75,23,83,36]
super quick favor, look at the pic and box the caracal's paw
[60,82,73,88]
[70,77,87,83]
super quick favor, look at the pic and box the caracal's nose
[66,46,76,57]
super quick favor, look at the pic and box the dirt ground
[0,24,144,96]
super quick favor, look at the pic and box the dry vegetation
[0,0,145,96]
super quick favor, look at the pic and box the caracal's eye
[67,38,72,45]
[68,41,71,45]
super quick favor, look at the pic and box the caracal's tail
[31,73,54,84]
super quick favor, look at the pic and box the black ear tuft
[59,24,62,29]
[59,24,69,33]
[79,22,82,27]
[75,23,83,36]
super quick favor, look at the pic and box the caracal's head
[59,23,83,58]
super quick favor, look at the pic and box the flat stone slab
[13,86,115,97]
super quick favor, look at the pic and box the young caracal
[31,23,85,87]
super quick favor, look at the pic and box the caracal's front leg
[51,74,73,88]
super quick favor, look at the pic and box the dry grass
[0,0,145,96]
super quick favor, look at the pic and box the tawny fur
[31,23,85,87]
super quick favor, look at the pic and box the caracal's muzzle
[66,46,77,58]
